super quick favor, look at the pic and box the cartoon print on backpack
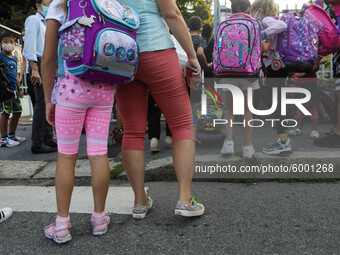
[116,47,126,59]
[104,43,114,56]
[127,49,135,61]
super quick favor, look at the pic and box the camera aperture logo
[200,84,311,128]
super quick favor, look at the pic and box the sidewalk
[1,119,339,180]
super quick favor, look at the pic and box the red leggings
[116,49,194,150]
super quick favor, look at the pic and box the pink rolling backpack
[213,13,262,76]
[302,0,340,56]
[59,0,140,84]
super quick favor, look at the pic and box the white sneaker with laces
[150,138,160,152]
[0,138,20,147]
[221,139,234,155]
[243,144,255,158]
[10,136,26,143]
[0,207,13,223]
[164,136,172,149]
[310,131,320,139]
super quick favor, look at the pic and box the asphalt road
[1,181,339,255]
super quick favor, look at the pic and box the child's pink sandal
[91,212,110,236]
[44,221,72,244]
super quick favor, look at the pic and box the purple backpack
[277,11,318,73]
[59,0,140,84]
[213,14,262,76]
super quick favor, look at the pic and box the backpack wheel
[271,60,283,71]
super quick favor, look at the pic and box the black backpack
[0,56,15,103]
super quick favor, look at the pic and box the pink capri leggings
[54,72,115,155]
[116,49,195,150]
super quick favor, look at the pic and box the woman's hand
[46,102,56,127]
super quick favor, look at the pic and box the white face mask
[2,44,15,53]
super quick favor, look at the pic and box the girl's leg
[243,91,253,146]
[54,104,86,217]
[55,153,77,217]
[225,91,234,141]
[310,107,319,132]
[88,154,110,213]
[84,88,115,213]
[116,80,149,206]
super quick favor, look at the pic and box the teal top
[120,0,175,52]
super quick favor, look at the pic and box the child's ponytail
[252,0,279,17]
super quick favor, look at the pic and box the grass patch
[113,157,122,163]
[31,165,45,178]
[42,181,55,187]
[110,164,124,179]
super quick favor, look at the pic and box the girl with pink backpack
[216,0,261,159]
[250,0,294,156]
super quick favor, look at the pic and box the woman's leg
[116,80,149,206]
[243,91,253,146]
[225,91,234,141]
[140,49,195,203]
[172,139,195,203]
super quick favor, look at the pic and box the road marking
[0,186,147,214]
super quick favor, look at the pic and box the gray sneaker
[175,196,204,217]
[132,196,153,220]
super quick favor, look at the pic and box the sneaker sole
[45,234,72,244]
[93,227,108,236]
[132,212,147,219]
[262,149,293,155]
[174,207,205,217]
[174,209,205,217]
[150,147,160,153]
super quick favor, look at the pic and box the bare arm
[156,0,201,77]
[16,73,24,98]
[41,19,60,126]
[197,47,212,69]
[19,55,26,83]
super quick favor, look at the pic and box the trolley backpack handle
[228,13,254,20]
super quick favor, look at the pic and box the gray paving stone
[0,160,48,179]
[33,159,120,178]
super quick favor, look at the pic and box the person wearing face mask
[0,33,25,147]
[23,0,57,154]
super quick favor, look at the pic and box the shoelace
[191,196,200,207]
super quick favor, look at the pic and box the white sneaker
[0,207,13,223]
[164,136,172,149]
[310,131,320,139]
[288,128,302,136]
[221,139,234,155]
[150,138,160,152]
[243,144,255,158]
[0,138,20,147]
[9,136,26,143]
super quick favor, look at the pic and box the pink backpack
[302,1,340,56]
[213,14,262,76]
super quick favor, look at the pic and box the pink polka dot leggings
[52,72,115,155]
